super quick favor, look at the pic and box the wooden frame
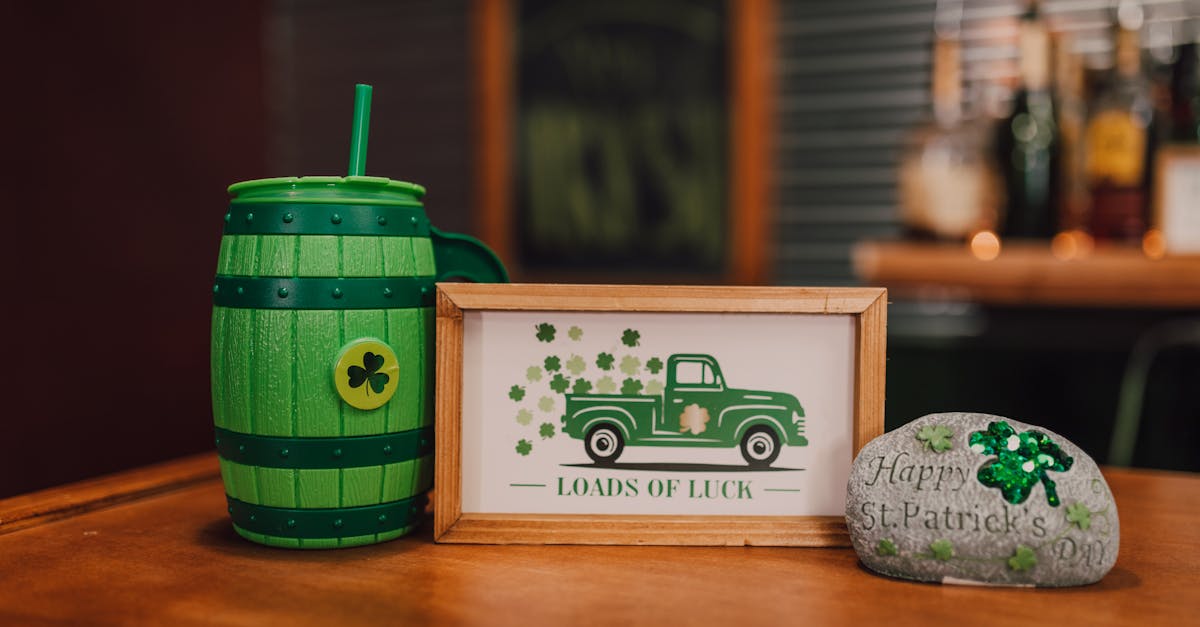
[434,283,886,545]
[470,0,775,284]
[1153,144,1200,256]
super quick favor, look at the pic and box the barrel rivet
[228,506,234,514]
[279,448,289,457]
[249,514,257,522]
[378,514,388,523]
[377,216,388,226]
[333,519,344,529]
[331,213,342,225]
[287,519,296,528]
[421,439,428,448]
[383,288,393,298]
[212,284,220,294]
[382,445,393,455]
[332,288,343,299]
[214,437,220,445]
[282,212,294,223]
[224,213,231,223]
[277,287,289,298]
[245,213,254,223]
[420,286,428,295]
[236,286,245,296]
[332,448,343,458]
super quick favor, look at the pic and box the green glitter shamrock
[969,421,1074,507]
[538,396,555,412]
[916,425,954,453]
[516,439,532,456]
[644,380,664,396]
[549,374,570,394]
[929,539,954,561]
[508,385,526,402]
[515,409,533,426]
[1008,545,1037,572]
[539,422,556,439]
[525,366,542,382]
[535,323,556,342]
[544,356,561,372]
[620,378,643,396]
[596,376,617,394]
[568,326,583,341]
[876,538,898,557]
[619,355,641,376]
[565,355,586,376]
[621,329,641,347]
[596,352,615,371]
[572,378,593,395]
[1066,502,1092,531]
[646,357,664,374]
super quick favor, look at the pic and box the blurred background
[3,0,1198,497]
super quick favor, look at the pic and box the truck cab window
[676,361,705,385]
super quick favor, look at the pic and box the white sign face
[1160,149,1200,255]
[459,310,856,516]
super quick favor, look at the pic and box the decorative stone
[846,412,1119,587]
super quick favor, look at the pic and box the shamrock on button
[334,339,400,410]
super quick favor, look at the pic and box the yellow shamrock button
[334,338,400,410]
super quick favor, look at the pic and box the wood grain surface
[0,460,1195,625]
[853,240,1200,308]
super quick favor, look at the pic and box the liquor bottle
[1055,32,1090,233]
[1168,41,1199,143]
[898,30,1002,241]
[997,0,1059,240]
[1085,1,1156,242]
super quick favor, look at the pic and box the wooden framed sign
[434,284,886,546]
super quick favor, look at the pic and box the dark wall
[1,3,267,496]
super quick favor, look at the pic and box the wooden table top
[1,454,1197,626]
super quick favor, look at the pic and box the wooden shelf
[853,241,1200,308]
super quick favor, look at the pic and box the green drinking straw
[348,83,373,176]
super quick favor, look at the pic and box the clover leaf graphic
[571,378,593,395]
[568,326,583,341]
[596,352,615,371]
[620,378,643,396]
[535,323,556,342]
[916,425,954,453]
[544,356,561,372]
[539,423,556,439]
[1066,502,1092,531]
[621,329,640,347]
[347,352,389,395]
[515,439,532,456]
[508,385,526,402]
[876,538,898,557]
[565,355,586,376]
[929,539,954,561]
[619,355,641,376]
[549,374,570,394]
[1008,545,1038,572]
[515,409,533,426]
[596,376,617,394]
[646,357,664,374]
[969,421,1074,507]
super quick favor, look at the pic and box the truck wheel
[585,425,624,466]
[740,426,780,468]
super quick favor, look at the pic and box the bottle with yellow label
[1085,0,1157,242]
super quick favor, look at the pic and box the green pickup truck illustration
[562,354,807,467]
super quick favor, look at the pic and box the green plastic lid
[227,175,426,206]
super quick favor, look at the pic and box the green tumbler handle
[431,227,510,283]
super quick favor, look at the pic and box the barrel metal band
[223,203,431,237]
[226,494,426,539]
[214,426,434,470]
[212,276,435,309]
